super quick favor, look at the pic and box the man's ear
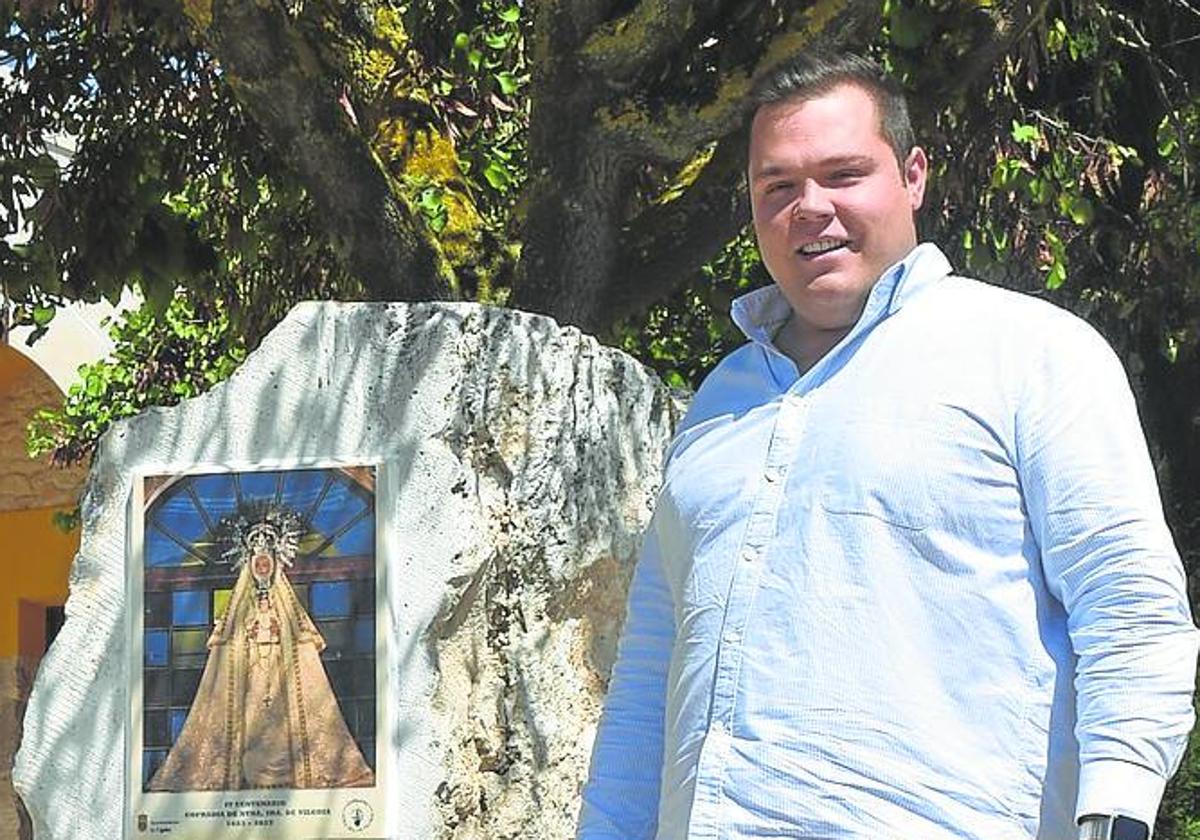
[904,146,928,211]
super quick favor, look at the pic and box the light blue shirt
[578,244,1199,840]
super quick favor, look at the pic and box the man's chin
[776,271,873,322]
[790,268,871,297]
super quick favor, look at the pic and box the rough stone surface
[14,303,681,840]
[0,361,86,512]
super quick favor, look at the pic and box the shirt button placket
[696,392,805,839]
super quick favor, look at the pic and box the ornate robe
[148,565,374,791]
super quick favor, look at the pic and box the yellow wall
[0,506,77,658]
[1,341,83,661]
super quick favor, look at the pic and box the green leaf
[484,31,511,50]
[1062,194,1094,226]
[483,159,512,191]
[498,5,520,23]
[1010,121,1040,145]
[495,71,519,95]
[1029,177,1052,204]
[32,305,56,327]
[52,508,81,533]
[1046,18,1068,54]
[453,32,470,51]
[467,49,483,71]
[1157,115,1180,158]
[1046,260,1067,290]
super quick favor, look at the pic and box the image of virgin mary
[147,507,375,791]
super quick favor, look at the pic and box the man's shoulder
[691,340,775,407]
[935,273,1067,317]
[929,274,1109,348]
[664,342,769,458]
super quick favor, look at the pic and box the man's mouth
[797,238,849,257]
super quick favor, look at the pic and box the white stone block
[14,303,680,840]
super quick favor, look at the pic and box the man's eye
[765,182,791,194]
[830,170,864,182]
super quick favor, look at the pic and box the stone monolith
[13,302,682,840]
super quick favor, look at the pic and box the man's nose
[791,181,834,221]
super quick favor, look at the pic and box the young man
[577,52,1198,840]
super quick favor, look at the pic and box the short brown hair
[747,51,916,168]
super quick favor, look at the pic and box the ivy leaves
[26,295,245,467]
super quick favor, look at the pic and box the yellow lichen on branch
[359,6,411,93]
[760,0,871,71]
[374,118,462,183]
[373,117,489,285]
[653,143,718,206]
[182,0,213,32]
[580,0,697,79]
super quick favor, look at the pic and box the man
[577,52,1199,840]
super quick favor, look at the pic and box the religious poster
[125,462,390,838]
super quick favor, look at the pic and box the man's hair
[746,51,916,167]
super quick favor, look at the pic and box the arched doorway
[0,343,88,840]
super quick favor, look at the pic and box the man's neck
[774,314,853,374]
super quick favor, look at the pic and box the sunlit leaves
[433,0,528,220]
[0,2,348,341]
[25,294,245,466]
[403,174,450,233]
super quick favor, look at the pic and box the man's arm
[1017,315,1200,828]
[577,524,676,840]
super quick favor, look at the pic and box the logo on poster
[343,799,374,832]
[137,814,148,832]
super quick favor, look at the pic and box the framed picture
[125,461,390,838]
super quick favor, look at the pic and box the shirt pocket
[817,417,933,531]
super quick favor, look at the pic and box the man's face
[748,83,927,333]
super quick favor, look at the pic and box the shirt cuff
[1076,758,1166,831]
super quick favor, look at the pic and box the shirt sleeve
[1016,315,1200,828]
[576,523,676,840]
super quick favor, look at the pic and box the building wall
[0,346,84,840]
[0,347,87,512]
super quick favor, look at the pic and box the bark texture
[194,1,453,302]
[512,0,884,334]
[177,0,1052,334]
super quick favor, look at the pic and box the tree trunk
[196,0,454,302]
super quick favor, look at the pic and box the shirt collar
[730,242,953,349]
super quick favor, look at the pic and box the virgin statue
[147,507,375,791]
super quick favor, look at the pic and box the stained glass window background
[141,467,377,789]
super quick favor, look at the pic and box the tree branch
[579,0,726,90]
[926,0,1054,111]
[590,0,881,327]
[601,129,750,326]
[594,0,881,165]
[195,0,453,301]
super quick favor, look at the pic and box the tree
[2,0,1059,330]
[2,0,1065,449]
